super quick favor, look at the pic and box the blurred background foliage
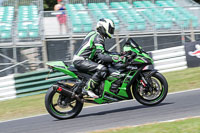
[194,0,200,4]
[43,0,57,11]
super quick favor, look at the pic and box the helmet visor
[108,23,115,34]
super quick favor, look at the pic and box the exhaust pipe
[52,84,83,103]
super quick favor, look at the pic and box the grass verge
[0,94,93,121]
[163,67,200,92]
[91,117,200,133]
[0,67,200,121]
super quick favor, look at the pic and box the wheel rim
[138,77,163,101]
[50,92,78,116]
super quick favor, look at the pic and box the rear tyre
[45,87,83,120]
[132,72,168,106]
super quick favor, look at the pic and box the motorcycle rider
[73,18,126,98]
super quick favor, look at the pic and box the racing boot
[82,79,99,99]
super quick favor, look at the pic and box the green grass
[0,94,46,121]
[92,117,200,133]
[0,67,200,121]
[163,67,200,93]
[0,93,93,121]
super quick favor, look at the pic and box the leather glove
[112,55,126,63]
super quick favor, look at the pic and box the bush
[194,0,200,4]
[44,0,57,11]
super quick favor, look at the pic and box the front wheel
[45,87,83,120]
[132,72,168,106]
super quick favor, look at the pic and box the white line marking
[168,88,200,95]
[1,88,200,123]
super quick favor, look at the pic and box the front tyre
[132,72,168,106]
[45,87,83,120]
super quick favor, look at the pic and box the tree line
[194,0,200,4]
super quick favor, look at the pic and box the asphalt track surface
[0,89,200,133]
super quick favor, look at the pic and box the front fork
[139,73,153,93]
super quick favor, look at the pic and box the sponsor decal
[184,41,200,67]
[188,44,200,58]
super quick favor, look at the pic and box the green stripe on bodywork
[134,58,145,63]
[46,61,77,78]
[123,45,153,64]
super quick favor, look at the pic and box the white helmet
[96,18,115,38]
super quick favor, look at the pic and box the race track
[0,89,200,133]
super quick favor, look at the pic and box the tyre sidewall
[45,87,83,120]
[132,72,168,106]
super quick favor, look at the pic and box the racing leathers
[73,31,125,98]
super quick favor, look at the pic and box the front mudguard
[142,69,158,79]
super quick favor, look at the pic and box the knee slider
[99,66,107,79]
[100,66,107,72]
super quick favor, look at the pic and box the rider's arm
[94,43,125,63]
[95,43,113,63]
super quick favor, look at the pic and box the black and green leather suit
[73,31,125,90]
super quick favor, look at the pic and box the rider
[73,18,126,98]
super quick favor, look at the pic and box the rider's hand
[123,51,137,64]
[120,56,126,63]
[129,52,137,59]
[120,52,127,56]
[112,55,126,63]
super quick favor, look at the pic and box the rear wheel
[132,72,168,106]
[45,87,83,120]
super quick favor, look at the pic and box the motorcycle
[45,38,168,120]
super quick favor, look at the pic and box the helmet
[96,18,115,39]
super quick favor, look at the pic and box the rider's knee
[100,66,107,72]
[99,66,108,79]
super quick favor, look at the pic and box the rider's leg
[84,66,107,98]
[73,60,107,98]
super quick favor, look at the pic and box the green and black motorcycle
[45,38,168,120]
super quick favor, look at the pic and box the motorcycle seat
[68,65,78,72]
[68,65,92,79]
